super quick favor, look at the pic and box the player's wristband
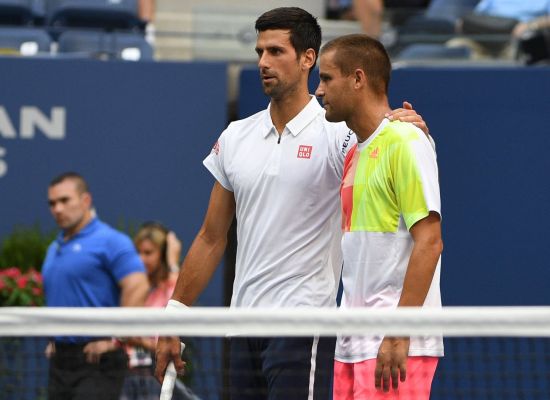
[166,299,188,310]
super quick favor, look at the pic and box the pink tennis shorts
[334,356,438,400]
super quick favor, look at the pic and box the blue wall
[0,58,228,306]
[2,58,550,399]
[390,67,550,306]
[0,58,228,400]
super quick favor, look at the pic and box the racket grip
[160,342,185,400]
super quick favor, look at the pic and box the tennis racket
[160,341,185,400]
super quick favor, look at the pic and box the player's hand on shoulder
[386,101,429,136]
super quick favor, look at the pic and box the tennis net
[1,306,550,399]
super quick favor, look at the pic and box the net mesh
[1,307,550,400]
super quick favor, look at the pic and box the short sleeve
[203,129,233,191]
[107,232,145,282]
[393,130,441,230]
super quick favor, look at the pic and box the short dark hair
[49,172,89,194]
[321,34,391,96]
[255,7,322,72]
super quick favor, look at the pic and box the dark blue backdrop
[1,58,550,399]
[0,58,228,307]
[0,58,228,399]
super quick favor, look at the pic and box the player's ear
[354,68,367,90]
[302,48,316,71]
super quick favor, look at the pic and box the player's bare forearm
[154,236,225,383]
[398,212,442,307]
[375,213,441,391]
[156,183,234,382]
[170,232,228,305]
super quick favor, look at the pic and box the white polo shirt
[203,96,355,308]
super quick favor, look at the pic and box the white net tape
[2,306,550,337]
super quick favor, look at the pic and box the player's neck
[269,90,311,135]
[349,98,391,143]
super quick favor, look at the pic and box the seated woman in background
[120,221,181,400]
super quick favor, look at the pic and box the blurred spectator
[517,25,550,64]
[139,0,156,45]
[326,0,354,20]
[138,0,155,23]
[474,0,550,35]
[43,172,149,400]
[458,0,550,57]
[119,222,201,399]
[352,0,384,38]
[401,0,478,36]
[394,0,479,60]
[425,0,480,24]
[334,0,430,39]
[120,221,183,399]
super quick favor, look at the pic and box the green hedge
[0,225,56,272]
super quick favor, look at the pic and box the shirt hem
[335,348,444,363]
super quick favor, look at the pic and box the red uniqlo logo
[297,145,312,159]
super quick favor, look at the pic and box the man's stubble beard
[263,79,302,102]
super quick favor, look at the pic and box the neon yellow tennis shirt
[336,118,444,363]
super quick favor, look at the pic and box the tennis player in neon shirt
[316,34,444,399]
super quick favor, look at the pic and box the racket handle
[160,342,185,400]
